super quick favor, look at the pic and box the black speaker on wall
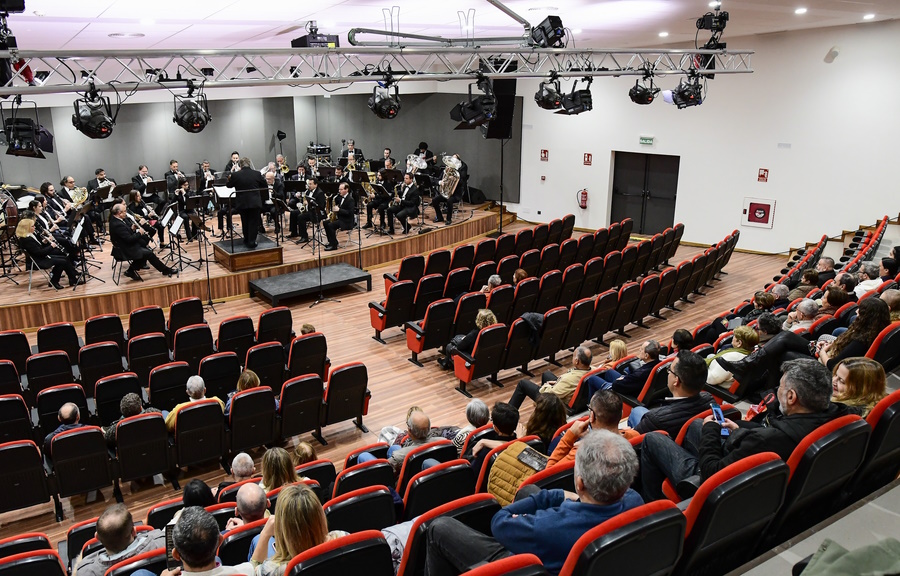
[481,60,516,140]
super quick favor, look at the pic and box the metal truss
[0,46,753,97]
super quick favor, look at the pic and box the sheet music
[171,215,184,235]
[72,220,84,245]
[160,208,174,228]
[214,186,236,199]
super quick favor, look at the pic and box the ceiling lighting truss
[0,47,753,97]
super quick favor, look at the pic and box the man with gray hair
[815,256,836,287]
[639,358,850,501]
[855,262,883,297]
[508,346,592,408]
[157,507,253,575]
[452,399,490,454]
[224,483,268,531]
[782,298,819,332]
[164,375,224,432]
[357,408,433,475]
[771,283,791,309]
[217,452,256,494]
[480,274,503,295]
[424,430,642,575]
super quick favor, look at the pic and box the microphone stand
[309,209,339,309]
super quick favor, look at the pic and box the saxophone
[326,195,338,222]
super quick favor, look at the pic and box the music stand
[254,188,272,247]
[317,166,336,181]
[318,182,339,198]
[368,159,386,172]
[347,183,364,269]
[145,180,167,206]
[351,170,370,183]
[167,215,186,276]
[111,182,134,200]
[309,216,340,309]
[412,174,433,232]
[214,186,239,249]
[275,198,289,244]
[71,219,104,290]
[365,183,393,239]
[184,197,207,271]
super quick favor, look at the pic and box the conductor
[229,157,267,248]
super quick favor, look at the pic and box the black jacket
[697,402,851,479]
[164,170,185,194]
[634,391,716,439]
[110,216,148,260]
[611,359,661,397]
[18,234,62,264]
[131,174,150,193]
[341,148,365,161]
[817,269,836,288]
[229,167,267,210]
[332,192,356,230]
[396,183,420,212]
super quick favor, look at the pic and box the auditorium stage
[0,203,511,331]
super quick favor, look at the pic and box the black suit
[129,201,165,244]
[431,161,467,223]
[164,170,185,196]
[387,183,419,233]
[291,187,325,241]
[324,192,356,248]
[341,148,365,162]
[18,234,77,285]
[264,180,286,233]
[224,160,240,174]
[86,177,115,232]
[133,174,160,205]
[110,216,170,276]
[229,167,267,247]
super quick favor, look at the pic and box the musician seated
[36,189,69,231]
[224,151,241,174]
[132,165,160,206]
[292,164,309,182]
[432,154,468,225]
[386,173,419,235]
[195,160,216,191]
[289,178,325,242]
[363,169,391,230]
[332,165,350,184]
[128,190,166,247]
[109,204,176,281]
[413,141,435,173]
[164,160,184,198]
[30,198,80,258]
[173,177,199,241]
[341,139,365,162]
[60,175,105,236]
[43,181,101,246]
[15,218,82,289]
[263,171,285,234]
[323,183,356,251]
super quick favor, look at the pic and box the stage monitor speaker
[484,78,516,140]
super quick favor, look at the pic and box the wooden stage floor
[1,202,506,331]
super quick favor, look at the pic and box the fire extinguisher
[577,189,588,209]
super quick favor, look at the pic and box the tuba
[439,155,462,199]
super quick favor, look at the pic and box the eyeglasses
[666,367,677,377]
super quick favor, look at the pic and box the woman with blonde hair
[224,369,278,418]
[440,309,498,370]
[250,484,347,575]
[292,441,318,466]
[831,357,887,417]
[259,447,299,493]
[596,339,628,371]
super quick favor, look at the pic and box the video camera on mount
[696,11,729,33]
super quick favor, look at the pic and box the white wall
[510,19,900,253]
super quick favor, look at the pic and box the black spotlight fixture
[173,80,211,133]
[368,70,401,119]
[531,15,565,48]
[450,74,496,127]
[556,77,592,115]
[629,78,660,105]
[662,76,703,109]
[534,72,562,110]
[72,82,115,139]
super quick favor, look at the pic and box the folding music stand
[71,218,103,290]
[111,182,134,201]
[368,159,386,172]
[412,174,433,232]
[214,186,239,250]
[145,180,167,206]
[275,198,290,245]
[317,166,336,181]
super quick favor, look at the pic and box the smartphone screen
[165,523,182,571]
[709,402,730,437]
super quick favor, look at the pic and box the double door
[610,151,679,235]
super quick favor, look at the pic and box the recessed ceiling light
[658,31,669,37]
[571,28,582,34]
[708,1,721,7]
[108,33,146,38]
[795,7,807,15]
[140,18,155,26]
[863,13,875,20]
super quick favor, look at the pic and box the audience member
[880,257,898,282]
[627,350,714,439]
[165,376,225,432]
[815,256,837,287]
[248,484,347,576]
[224,370,279,418]
[881,288,900,322]
[547,391,639,467]
[835,272,859,302]
[787,269,819,301]
[43,402,87,455]
[102,393,160,446]
[512,268,528,284]
[854,263,883,297]
[183,479,217,508]
[831,357,887,418]
[358,409,432,474]
[74,504,165,576]
[639,359,849,501]
[439,309,497,370]
[225,483,269,532]
[466,403,520,474]
[595,339,628,370]
[523,394,567,453]
[452,399,490,454]
[742,291,776,324]
[817,297,891,370]
[156,507,254,575]
[218,452,256,493]
[299,323,316,335]
[424,430,642,575]
[292,442,318,466]
[816,285,850,319]
[706,325,759,386]
[259,447,299,492]
[586,340,661,398]
[782,298,819,332]
[770,284,791,310]
[670,329,694,356]
[508,346,592,409]
[480,274,503,294]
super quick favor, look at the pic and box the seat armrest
[456,350,475,364]
[368,301,387,313]
[675,475,702,499]
[384,273,399,282]
[405,321,425,337]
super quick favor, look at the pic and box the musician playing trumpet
[164,159,185,200]
[16,218,82,289]
[128,190,166,247]
[386,172,419,235]
[132,165,160,206]
[87,168,116,232]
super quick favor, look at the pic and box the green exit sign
[639,136,654,145]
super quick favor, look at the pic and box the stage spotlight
[534,75,562,110]
[661,77,703,109]
[173,81,211,133]
[4,117,44,158]
[72,83,114,139]
[368,83,401,119]
[450,74,496,126]
[556,77,592,115]
[532,16,565,48]
[629,79,659,105]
